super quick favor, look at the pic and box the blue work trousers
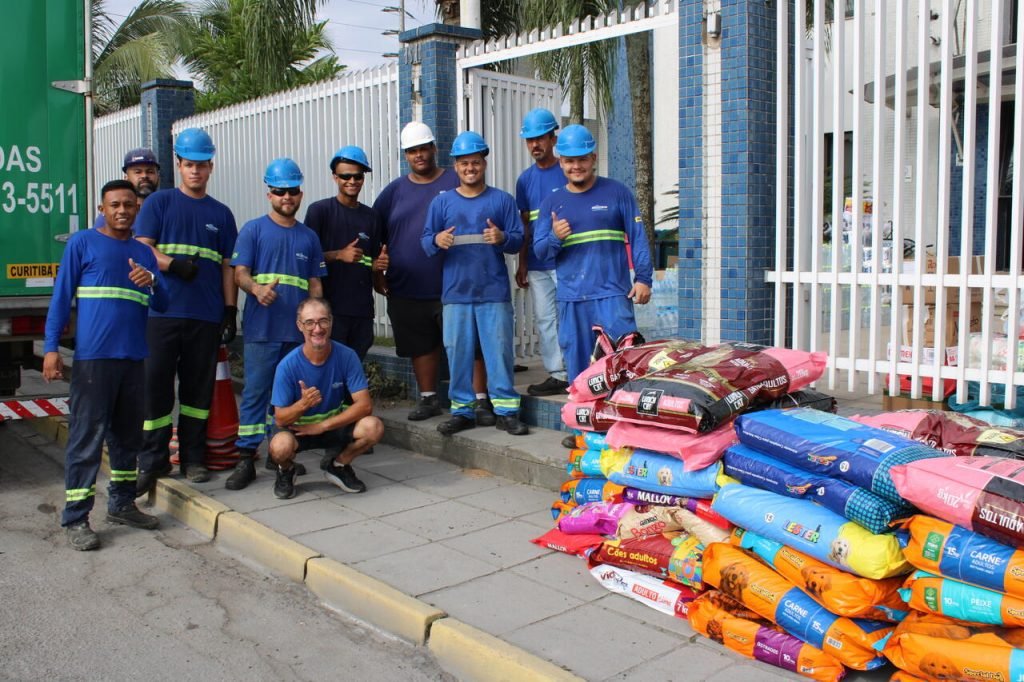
[236,341,298,451]
[442,301,519,418]
[558,296,637,382]
[528,269,566,380]
[63,359,145,527]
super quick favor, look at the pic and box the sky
[102,0,437,73]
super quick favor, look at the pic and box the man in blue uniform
[421,131,528,436]
[374,122,492,424]
[514,108,569,397]
[135,128,239,494]
[224,158,326,491]
[268,298,383,499]
[304,145,385,360]
[43,179,169,551]
[533,124,653,383]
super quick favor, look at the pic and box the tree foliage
[182,0,344,113]
[92,0,193,114]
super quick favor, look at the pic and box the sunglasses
[335,173,365,181]
[269,187,301,196]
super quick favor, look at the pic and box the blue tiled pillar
[677,1,704,340]
[399,24,483,171]
[139,79,195,190]
[717,0,776,345]
[607,37,637,190]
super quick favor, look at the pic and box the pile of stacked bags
[531,334,1024,681]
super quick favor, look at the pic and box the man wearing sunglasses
[268,298,383,498]
[304,145,385,360]
[224,158,327,491]
[134,128,239,495]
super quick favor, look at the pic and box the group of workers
[43,110,653,551]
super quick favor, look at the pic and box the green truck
[0,1,91,394]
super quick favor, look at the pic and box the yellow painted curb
[30,415,60,441]
[216,511,320,583]
[305,557,445,645]
[152,478,230,539]
[428,619,582,682]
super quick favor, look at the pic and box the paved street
[0,421,450,682]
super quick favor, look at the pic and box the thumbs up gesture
[552,212,572,241]
[436,226,456,250]
[128,258,155,288]
[341,237,364,264]
[373,244,389,272]
[297,379,322,410]
[483,218,505,246]
[256,277,279,306]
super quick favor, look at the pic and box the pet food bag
[730,528,908,621]
[566,448,604,478]
[600,447,720,499]
[891,455,1024,548]
[604,419,738,471]
[898,515,1024,599]
[881,612,1024,682]
[854,409,1024,458]
[701,543,892,670]
[603,344,827,433]
[734,408,951,503]
[530,527,605,556]
[687,591,847,682]
[561,399,616,432]
[570,339,712,400]
[900,570,1024,627]
[559,477,625,506]
[723,443,913,534]
[621,488,733,528]
[589,563,697,619]
[558,500,633,535]
[588,531,704,588]
[712,483,910,579]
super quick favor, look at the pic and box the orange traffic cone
[204,345,241,470]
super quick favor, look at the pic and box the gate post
[677,1,705,341]
[139,79,195,190]
[398,24,482,170]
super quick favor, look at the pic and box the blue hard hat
[450,131,489,158]
[173,128,216,161]
[263,157,303,188]
[520,108,559,139]
[330,145,372,173]
[554,124,596,157]
[122,147,159,171]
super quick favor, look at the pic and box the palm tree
[183,0,344,113]
[91,0,193,114]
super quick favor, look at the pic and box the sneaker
[495,413,529,435]
[324,463,366,493]
[561,434,578,449]
[527,376,570,397]
[135,461,173,497]
[437,414,475,436]
[66,522,100,551]
[514,364,529,372]
[106,504,159,530]
[225,457,256,490]
[474,398,497,426]
[183,465,211,483]
[274,466,297,499]
[408,394,441,421]
[266,456,306,475]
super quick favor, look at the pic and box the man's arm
[42,241,79,381]
[515,210,531,289]
[222,258,238,307]
[308,276,323,299]
[290,389,373,436]
[275,379,322,428]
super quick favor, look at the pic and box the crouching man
[267,297,383,499]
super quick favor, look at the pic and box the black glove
[168,253,200,281]
[220,305,238,344]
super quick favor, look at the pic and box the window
[825,0,855,23]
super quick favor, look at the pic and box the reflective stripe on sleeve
[294,404,349,425]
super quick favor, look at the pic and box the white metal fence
[770,0,1024,407]
[93,104,141,198]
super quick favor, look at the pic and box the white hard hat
[400,121,435,150]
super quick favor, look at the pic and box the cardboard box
[901,301,982,347]
[901,255,985,305]
[883,393,953,412]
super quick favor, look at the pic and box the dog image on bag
[705,615,726,644]
[657,466,674,487]
[719,562,751,600]
[917,652,960,680]
[828,537,850,566]
[800,565,833,599]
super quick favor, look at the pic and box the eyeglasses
[299,317,332,330]
[269,187,301,196]
[335,173,365,182]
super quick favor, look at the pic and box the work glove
[168,252,201,281]
[220,305,238,344]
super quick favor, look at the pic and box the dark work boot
[225,452,256,490]
[474,398,496,426]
